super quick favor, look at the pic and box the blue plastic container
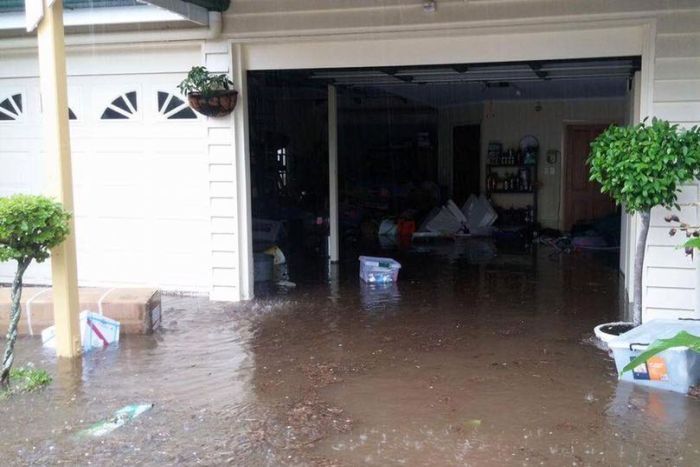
[359,256,401,284]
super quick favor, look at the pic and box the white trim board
[243,24,647,71]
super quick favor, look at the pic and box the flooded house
[1,1,700,465]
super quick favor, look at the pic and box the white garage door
[0,74,211,292]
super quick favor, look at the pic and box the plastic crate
[359,256,401,284]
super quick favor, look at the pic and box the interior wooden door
[564,124,617,231]
[452,124,481,205]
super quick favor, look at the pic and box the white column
[206,41,253,302]
[37,0,81,357]
[233,44,254,299]
[328,85,340,263]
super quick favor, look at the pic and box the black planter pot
[187,90,238,117]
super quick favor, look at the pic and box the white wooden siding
[202,40,241,301]
[649,8,700,319]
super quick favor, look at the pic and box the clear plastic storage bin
[359,256,401,284]
[608,319,700,394]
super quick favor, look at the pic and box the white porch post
[328,84,340,263]
[36,0,81,357]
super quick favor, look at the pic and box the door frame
[234,20,655,300]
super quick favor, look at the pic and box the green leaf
[685,238,700,250]
[621,331,700,375]
[178,66,235,97]
[588,120,700,212]
[0,194,71,265]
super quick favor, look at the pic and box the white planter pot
[594,322,635,344]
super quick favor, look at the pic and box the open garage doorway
[246,57,640,294]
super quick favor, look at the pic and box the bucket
[254,253,274,282]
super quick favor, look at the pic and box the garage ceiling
[308,57,641,108]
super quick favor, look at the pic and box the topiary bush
[588,118,700,326]
[0,194,71,387]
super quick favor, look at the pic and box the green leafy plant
[0,195,71,387]
[621,331,700,375]
[0,365,52,399]
[588,119,700,326]
[177,66,234,97]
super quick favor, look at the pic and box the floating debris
[78,403,153,437]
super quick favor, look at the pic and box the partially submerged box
[0,287,161,336]
[609,319,700,394]
[42,311,120,351]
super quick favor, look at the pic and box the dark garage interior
[246,58,640,290]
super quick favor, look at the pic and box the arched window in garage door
[101,91,138,120]
[157,91,197,120]
[0,93,22,121]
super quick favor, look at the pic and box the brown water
[2,240,700,466]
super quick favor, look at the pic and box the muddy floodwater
[2,240,700,466]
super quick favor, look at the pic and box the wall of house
[645,7,700,320]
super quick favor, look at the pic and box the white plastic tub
[359,256,401,284]
[608,319,700,394]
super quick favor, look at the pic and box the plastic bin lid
[608,319,700,350]
[358,256,401,268]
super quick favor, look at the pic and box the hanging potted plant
[588,118,700,343]
[178,66,238,117]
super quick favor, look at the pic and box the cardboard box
[0,287,161,336]
[42,311,121,351]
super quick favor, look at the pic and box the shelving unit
[485,158,538,231]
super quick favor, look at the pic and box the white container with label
[608,319,700,394]
[359,256,401,284]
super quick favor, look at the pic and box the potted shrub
[588,119,700,340]
[178,66,237,117]
[0,195,71,388]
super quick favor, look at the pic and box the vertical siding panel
[204,41,240,301]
